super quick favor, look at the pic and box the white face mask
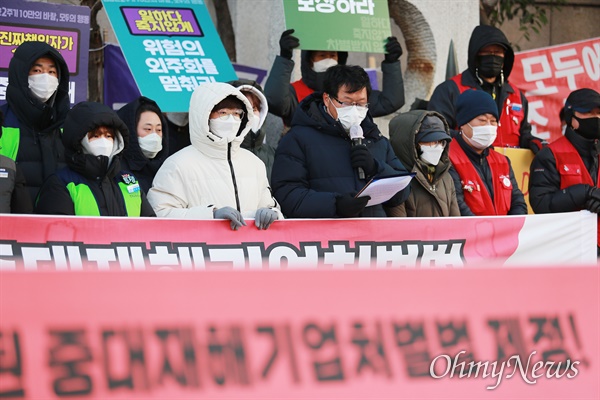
[138,132,162,159]
[28,73,59,103]
[419,144,445,165]
[81,136,113,158]
[312,58,338,73]
[209,114,242,142]
[335,103,368,132]
[464,124,497,150]
[250,111,261,133]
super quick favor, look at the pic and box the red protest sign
[511,37,600,144]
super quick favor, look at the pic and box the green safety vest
[60,170,142,217]
[0,127,20,160]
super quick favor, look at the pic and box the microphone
[349,125,365,180]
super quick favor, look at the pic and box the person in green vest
[0,110,32,213]
[0,41,70,203]
[35,102,155,217]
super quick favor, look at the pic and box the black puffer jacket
[35,102,155,217]
[264,50,404,125]
[271,93,410,218]
[387,110,459,217]
[117,96,169,193]
[0,41,70,202]
[529,127,599,213]
[428,25,537,149]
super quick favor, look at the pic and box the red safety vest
[549,136,600,246]
[292,79,314,103]
[451,74,525,148]
[449,138,513,215]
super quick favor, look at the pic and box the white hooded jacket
[147,82,282,220]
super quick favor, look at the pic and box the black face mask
[477,55,504,79]
[574,116,600,140]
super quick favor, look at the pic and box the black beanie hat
[455,90,499,127]
[564,88,600,126]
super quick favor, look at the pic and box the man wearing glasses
[428,25,546,153]
[271,64,410,218]
[148,82,282,230]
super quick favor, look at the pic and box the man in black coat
[271,65,410,218]
[0,41,70,203]
[264,29,405,127]
[428,25,545,153]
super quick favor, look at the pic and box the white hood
[188,82,256,155]
[237,84,268,131]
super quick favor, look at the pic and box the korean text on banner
[102,0,237,112]
[0,267,598,398]
[283,0,391,53]
[0,0,90,105]
[0,212,595,271]
[511,37,600,144]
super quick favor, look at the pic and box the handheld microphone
[349,125,365,180]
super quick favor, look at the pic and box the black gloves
[279,29,300,60]
[528,137,548,154]
[384,36,403,63]
[586,187,600,213]
[336,194,370,217]
[351,145,377,178]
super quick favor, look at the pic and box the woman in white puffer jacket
[148,82,282,230]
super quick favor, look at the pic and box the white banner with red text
[0,211,595,270]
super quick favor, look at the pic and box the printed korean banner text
[0,212,596,271]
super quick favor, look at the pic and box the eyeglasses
[329,96,369,109]
[214,109,245,121]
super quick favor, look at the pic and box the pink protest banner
[0,212,595,270]
[510,37,600,144]
[0,267,598,398]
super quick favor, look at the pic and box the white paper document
[356,174,415,206]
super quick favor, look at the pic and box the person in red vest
[428,25,546,153]
[529,88,600,253]
[264,29,405,127]
[449,90,527,216]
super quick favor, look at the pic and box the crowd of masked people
[1,26,599,251]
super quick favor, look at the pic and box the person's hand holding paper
[356,173,414,207]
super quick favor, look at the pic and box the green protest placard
[283,0,391,53]
[102,0,237,112]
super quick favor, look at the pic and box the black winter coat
[271,93,410,218]
[264,50,405,125]
[116,96,169,193]
[35,102,155,217]
[428,25,536,149]
[0,41,70,202]
[529,128,599,213]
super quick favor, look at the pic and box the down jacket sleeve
[529,147,590,213]
[263,56,298,126]
[367,60,405,118]
[147,158,215,219]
